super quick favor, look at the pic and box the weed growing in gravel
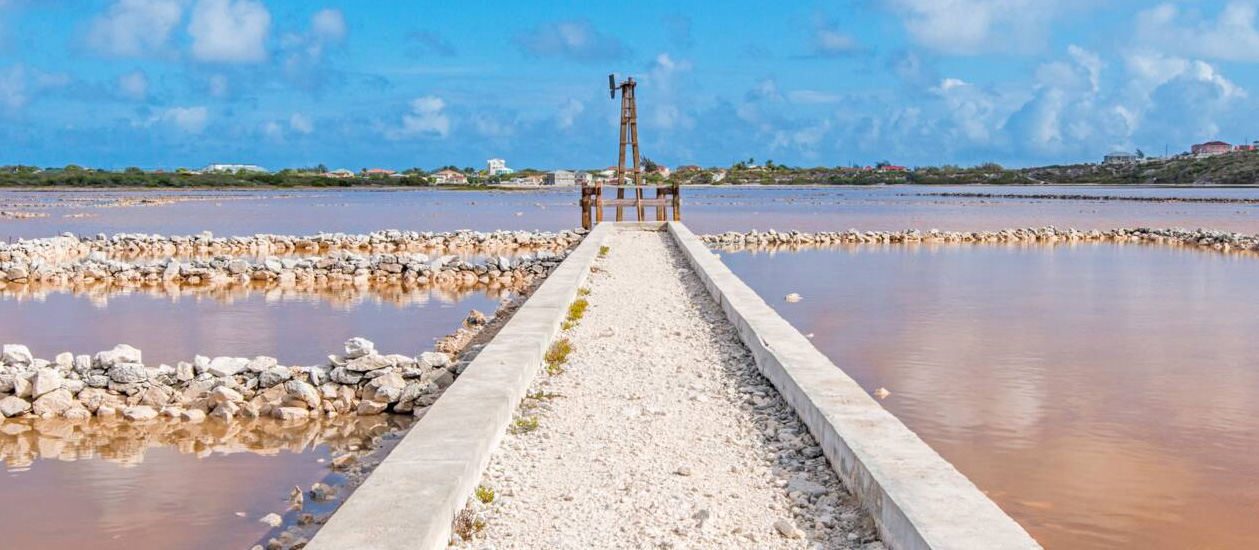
[452,504,485,540]
[561,320,577,331]
[598,245,610,257]
[544,338,573,376]
[475,485,495,504]
[577,287,591,297]
[567,298,588,321]
[527,389,563,400]
[511,416,540,434]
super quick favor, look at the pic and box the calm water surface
[2,185,1258,239]
[719,242,1259,550]
[0,415,412,550]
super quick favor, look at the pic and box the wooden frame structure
[580,74,681,230]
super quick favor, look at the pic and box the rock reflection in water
[0,415,413,550]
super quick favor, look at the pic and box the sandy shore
[459,230,879,549]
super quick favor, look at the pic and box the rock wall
[702,227,1259,253]
[0,313,489,424]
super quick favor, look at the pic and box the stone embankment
[0,312,489,423]
[0,229,582,264]
[908,191,1259,204]
[702,227,1259,253]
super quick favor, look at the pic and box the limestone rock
[207,357,249,377]
[33,389,75,416]
[344,337,375,359]
[94,344,141,368]
[2,344,33,365]
[108,363,148,384]
[122,405,158,421]
[30,368,63,398]
[0,396,30,417]
[258,366,292,388]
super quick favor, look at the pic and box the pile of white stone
[0,337,463,422]
[702,227,1259,252]
[0,248,566,287]
[0,229,584,265]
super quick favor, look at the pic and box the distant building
[1103,152,1138,165]
[649,165,671,178]
[675,165,701,173]
[322,169,354,179]
[574,171,593,186]
[1192,141,1232,156]
[365,168,396,176]
[546,170,576,186]
[486,158,514,176]
[711,170,727,183]
[432,169,467,185]
[879,165,908,172]
[203,163,268,174]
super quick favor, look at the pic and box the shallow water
[719,242,1259,550]
[2,185,1258,239]
[0,284,504,367]
[0,415,412,550]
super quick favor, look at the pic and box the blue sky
[2,0,1258,170]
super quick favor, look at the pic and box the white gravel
[456,230,880,549]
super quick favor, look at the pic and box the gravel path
[457,230,880,549]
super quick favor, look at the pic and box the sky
[1,0,1258,171]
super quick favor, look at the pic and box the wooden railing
[580,184,681,230]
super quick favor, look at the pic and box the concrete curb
[306,224,614,550]
[667,222,1042,550]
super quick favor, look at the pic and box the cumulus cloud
[290,113,313,134]
[86,0,183,58]
[160,106,209,133]
[116,69,149,100]
[809,13,862,57]
[556,98,585,129]
[884,0,1056,55]
[513,19,629,63]
[281,8,347,86]
[390,96,451,139]
[188,0,270,63]
[1134,3,1259,62]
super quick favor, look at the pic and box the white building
[546,170,576,186]
[1103,152,1137,165]
[432,169,468,185]
[203,163,268,174]
[487,158,514,176]
[574,171,593,186]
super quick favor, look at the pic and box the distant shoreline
[2,182,1258,192]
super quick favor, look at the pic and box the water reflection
[720,242,1259,550]
[0,414,413,550]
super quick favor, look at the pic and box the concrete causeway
[307,222,1042,550]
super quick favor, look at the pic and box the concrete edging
[666,222,1042,550]
[307,223,615,550]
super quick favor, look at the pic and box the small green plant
[474,485,495,504]
[567,298,588,322]
[577,287,591,297]
[527,389,563,400]
[598,245,610,257]
[511,416,539,434]
[546,338,572,365]
[561,320,577,331]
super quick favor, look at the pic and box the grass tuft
[598,245,610,257]
[474,485,495,504]
[561,320,577,331]
[577,287,591,297]
[566,298,588,322]
[510,416,539,434]
[527,389,563,400]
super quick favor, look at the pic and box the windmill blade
[608,74,616,98]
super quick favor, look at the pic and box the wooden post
[629,85,644,222]
[655,187,665,221]
[580,187,592,230]
[595,183,604,224]
[672,183,681,222]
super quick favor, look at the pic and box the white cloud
[188,0,270,63]
[1135,3,1259,62]
[884,0,1056,55]
[513,19,629,64]
[556,98,584,129]
[390,96,450,139]
[788,90,841,104]
[290,113,313,134]
[160,106,209,133]
[281,8,348,86]
[310,8,346,41]
[0,64,26,113]
[86,0,183,58]
[810,13,862,57]
[117,69,149,100]
[262,120,284,140]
